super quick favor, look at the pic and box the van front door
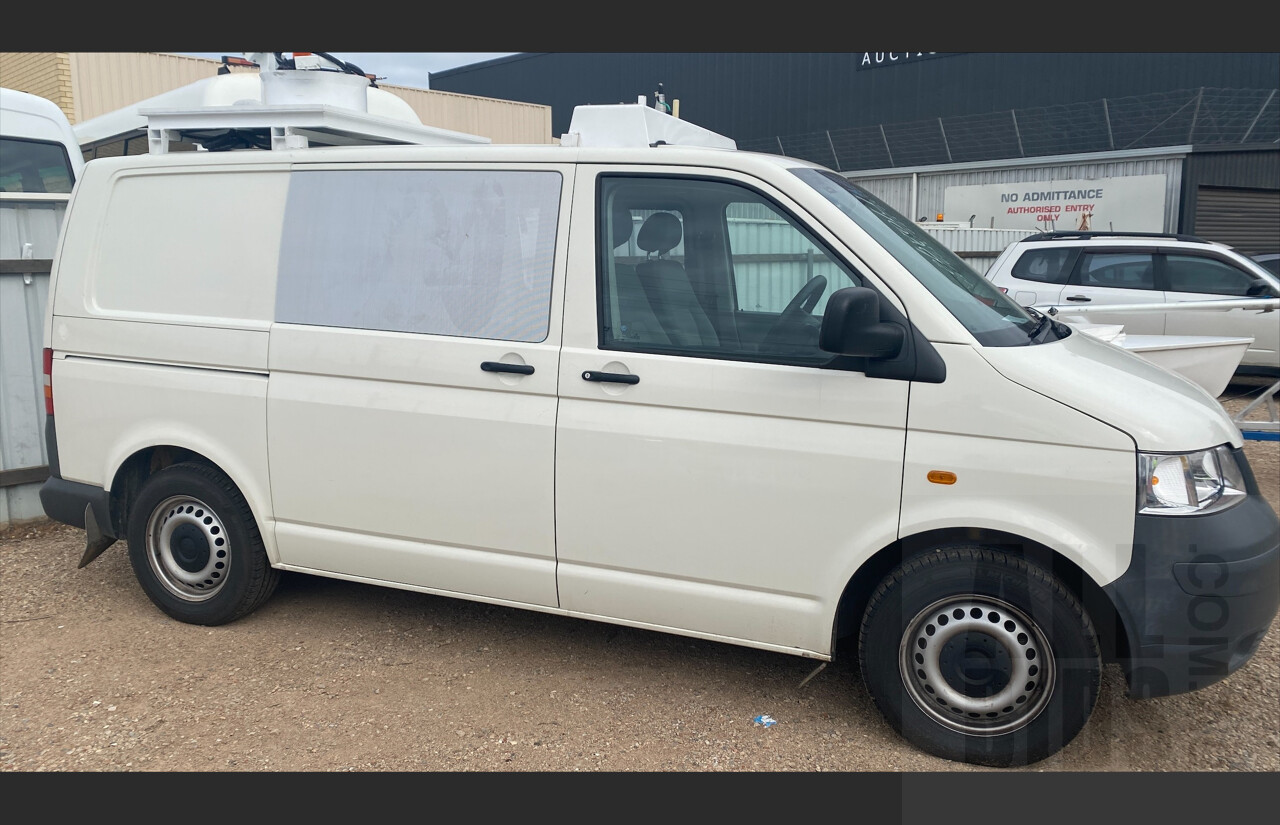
[554,169,910,656]
[265,166,572,607]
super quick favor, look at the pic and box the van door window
[599,175,861,366]
[277,169,562,342]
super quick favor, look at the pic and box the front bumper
[1104,447,1280,698]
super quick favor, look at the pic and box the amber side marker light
[927,470,957,485]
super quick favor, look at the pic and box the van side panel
[265,166,572,608]
[899,344,1137,586]
[52,356,274,558]
[52,165,287,334]
[46,164,289,558]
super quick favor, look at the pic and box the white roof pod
[560,103,737,149]
[73,53,489,153]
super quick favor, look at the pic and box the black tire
[858,546,1100,767]
[126,462,280,626]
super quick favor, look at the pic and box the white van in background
[0,87,84,198]
[38,100,1279,768]
[1,87,85,525]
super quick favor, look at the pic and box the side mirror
[819,287,905,359]
[1245,279,1273,298]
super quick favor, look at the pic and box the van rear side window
[0,137,74,193]
[276,169,562,342]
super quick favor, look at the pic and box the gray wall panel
[0,266,50,524]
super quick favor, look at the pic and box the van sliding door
[265,165,573,608]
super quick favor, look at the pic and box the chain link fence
[737,88,1280,171]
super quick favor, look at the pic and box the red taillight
[998,287,1008,294]
[43,347,54,415]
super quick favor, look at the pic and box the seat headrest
[636,212,682,255]
[612,201,634,250]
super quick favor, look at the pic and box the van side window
[598,175,861,366]
[276,169,561,342]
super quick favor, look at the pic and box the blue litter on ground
[753,714,777,727]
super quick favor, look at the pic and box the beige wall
[0,52,75,121]
[3,52,553,143]
[382,83,554,145]
[67,52,257,123]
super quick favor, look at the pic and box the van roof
[79,140,822,176]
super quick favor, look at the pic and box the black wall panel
[431,53,1280,145]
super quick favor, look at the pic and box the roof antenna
[653,83,670,114]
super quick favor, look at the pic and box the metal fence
[1,196,62,524]
[737,88,1280,172]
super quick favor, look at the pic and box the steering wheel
[763,275,827,348]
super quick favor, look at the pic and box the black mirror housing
[819,287,906,359]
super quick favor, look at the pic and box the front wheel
[126,462,280,626]
[858,546,1101,767]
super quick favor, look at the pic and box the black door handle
[582,370,639,385]
[1065,295,1092,302]
[481,361,534,375]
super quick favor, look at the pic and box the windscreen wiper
[1024,305,1053,341]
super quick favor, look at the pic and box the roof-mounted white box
[561,103,736,149]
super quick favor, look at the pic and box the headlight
[1138,445,1248,515]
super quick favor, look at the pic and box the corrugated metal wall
[0,198,62,524]
[918,227,1039,274]
[66,52,243,123]
[380,84,553,145]
[0,263,51,525]
[1194,188,1280,255]
[430,53,1280,147]
[1181,147,1280,253]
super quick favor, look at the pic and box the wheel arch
[832,527,1127,664]
[105,445,277,565]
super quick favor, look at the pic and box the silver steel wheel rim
[145,495,230,602]
[898,595,1055,736]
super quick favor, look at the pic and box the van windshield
[792,168,1065,347]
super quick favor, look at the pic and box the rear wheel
[858,546,1100,766]
[126,462,279,626]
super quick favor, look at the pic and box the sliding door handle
[481,361,534,375]
[582,370,639,385]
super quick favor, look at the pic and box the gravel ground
[1,377,1277,773]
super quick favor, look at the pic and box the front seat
[634,212,718,349]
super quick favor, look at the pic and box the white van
[0,87,84,196]
[39,103,1278,767]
